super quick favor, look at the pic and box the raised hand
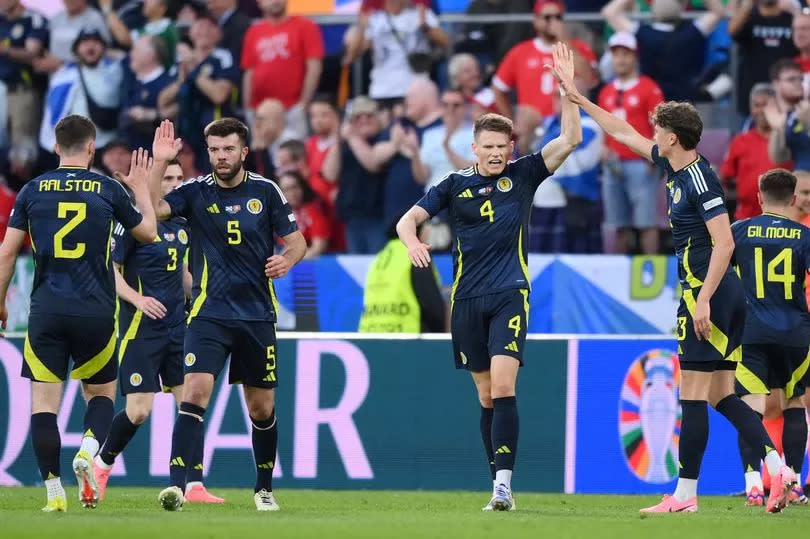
[763,100,786,129]
[545,42,582,104]
[152,119,183,162]
[121,148,153,192]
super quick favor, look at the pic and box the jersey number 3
[754,247,795,300]
[54,202,86,259]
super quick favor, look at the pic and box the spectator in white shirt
[410,88,476,190]
[33,0,111,75]
[344,0,449,111]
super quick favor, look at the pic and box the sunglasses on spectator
[541,13,563,21]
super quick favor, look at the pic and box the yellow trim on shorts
[23,334,61,382]
[187,254,208,324]
[118,278,143,364]
[520,289,529,325]
[682,238,703,289]
[70,327,117,380]
[786,349,810,400]
[682,289,728,357]
[450,238,463,310]
[735,361,769,395]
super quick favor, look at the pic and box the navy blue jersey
[121,68,175,150]
[732,213,810,345]
[163,171,297,322]
[8,166,144,317]
[113,217,188,336]
[0,10,48,86]
[417,153,552,301]
[176,49,239,144]
[653,145,733,291]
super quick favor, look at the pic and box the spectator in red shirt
[277,170,330,259]
[241,0,324,140]
[598,32,664,254]
[492,0,596,154]
[722,83,792,220]
[306,94,340,207]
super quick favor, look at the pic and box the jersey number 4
[480,200,494,222]
[754,247,795,300]
[54,202,86,259]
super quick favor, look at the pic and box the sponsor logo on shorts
[185,353,196,367]
[177,229,188,245]
[619,349,681,484]
[130,373,143,387]
[247,198,263,214]
[496,177,513,192]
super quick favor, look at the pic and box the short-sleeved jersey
[652,145,732,291]
[416,153,552,301]
[732,213,810,345]
[0,9,48,86]
[8,166,143,317]
[163,171,297,322]
[113,217,188,336]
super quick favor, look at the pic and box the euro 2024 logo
[619,349,681,484]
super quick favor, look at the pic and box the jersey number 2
[754,247,795,300]
[480,200,494,222]
[54,202,86,259]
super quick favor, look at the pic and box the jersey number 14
[754,247,795,300]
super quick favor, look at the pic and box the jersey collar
[763,211,791,219]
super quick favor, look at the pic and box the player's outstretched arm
[692,213,735,341]
[121,148,158,242]
[151,120,183,221]
[397,206,432,268]
[555,59,654,162]
[0,227,26,332]
[113,263,167,320]
[541,43,582,174]
[266,230,307,280]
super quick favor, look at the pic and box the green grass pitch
[1,487,805,539]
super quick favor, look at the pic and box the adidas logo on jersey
[457,189,473,198]
[504,341,519,352]
[207,204,220,213]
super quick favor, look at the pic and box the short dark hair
[204,117,249,146]
[167,158,182,168]
[278,139,307,161]
[770,59,802,82]
[309,93,337,111]
[473,113,513,140]
[55,115,96,154]
[759,168,797,204]
[277,170,316,204]
[651,101,702,151]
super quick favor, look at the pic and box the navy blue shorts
[22,313,117,384]
[736,344,810,400]
[676,273,746,370]
[451,289,529,372]
[118,323,184,395]
[184,317,278,388]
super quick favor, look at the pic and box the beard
[213,160,243,183]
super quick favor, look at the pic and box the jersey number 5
[54,202,86,259]
[754,247,795,300]
[227,220,242,245]
[480,200,494,222]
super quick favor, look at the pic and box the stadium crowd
[5,0,810,256]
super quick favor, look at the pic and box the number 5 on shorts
[264,345,277,383]
[508,315,521,338]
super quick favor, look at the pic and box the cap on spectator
[347,96,378,117]
[534,0,566,14]
[607,32,637,52]
[72,28,108,54]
